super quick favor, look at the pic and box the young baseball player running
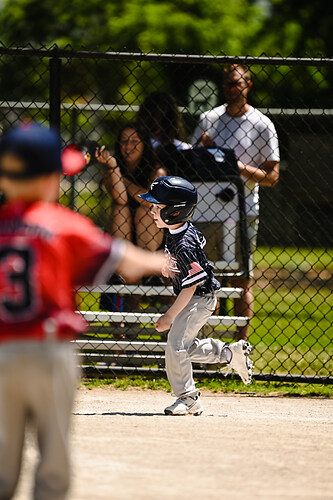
[0,123,166,500]
[139,176,253,416]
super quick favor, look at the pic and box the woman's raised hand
[95,146,117,168]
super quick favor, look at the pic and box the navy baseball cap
[0,123,63,179]
[0,122,87,179]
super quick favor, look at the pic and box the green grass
[254,246,333,270]
[81,376,333,397]
[248,286,333,377]
[82,375,171,391]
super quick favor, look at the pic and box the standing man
[192,64,280,340]
[0,123,166,499]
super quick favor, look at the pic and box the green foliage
[0,0,331,111]
[0,0,266,54]
[258,0,333,57]
[106,0,266,54]
[1,0,332,56]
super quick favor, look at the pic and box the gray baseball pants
[165,294,230,398]
[0,341,78,500]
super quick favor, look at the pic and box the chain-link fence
[0,45,332,383]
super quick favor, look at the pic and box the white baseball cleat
[164,394,203,416]
[225,340,253,385]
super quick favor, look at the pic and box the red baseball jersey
[0,201,123,341]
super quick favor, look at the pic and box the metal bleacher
[75,285,249,374]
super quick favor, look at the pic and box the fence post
[49,57,61,130]
[69,108,79,210]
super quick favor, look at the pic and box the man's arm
[238,160,279,187]
[155,285,197,332]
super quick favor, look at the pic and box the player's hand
[162,262,170,278]
[199,132,215,148]
[155,313,172,332]
[237,160,249,178]
[95,146,117,168]
[162,255,179,279]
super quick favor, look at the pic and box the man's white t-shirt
[192,104,280,217]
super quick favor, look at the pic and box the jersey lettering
[0,246,37,321]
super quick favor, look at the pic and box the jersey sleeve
[65,213,126,286]
[176,249,208,289]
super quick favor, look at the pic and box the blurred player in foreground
[140,176,253,416]
[0,123,166,499]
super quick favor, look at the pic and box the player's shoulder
[247,106,276,128]
[27,202,98,236]
[187,221,202,238]
[173,223,201,251]
[199,104,226,122]
[188,222,206,248]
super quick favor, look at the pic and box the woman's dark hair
[114,122,157,183]
[137,92,184,145]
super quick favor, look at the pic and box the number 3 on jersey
[0,245,37,321]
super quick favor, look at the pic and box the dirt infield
[15,387,333,500]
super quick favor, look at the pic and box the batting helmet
[139,176,197,225]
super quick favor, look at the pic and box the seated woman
[96,122,167,312]
[97,122,166,251]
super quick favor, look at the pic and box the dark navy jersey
[165,222,220,296]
